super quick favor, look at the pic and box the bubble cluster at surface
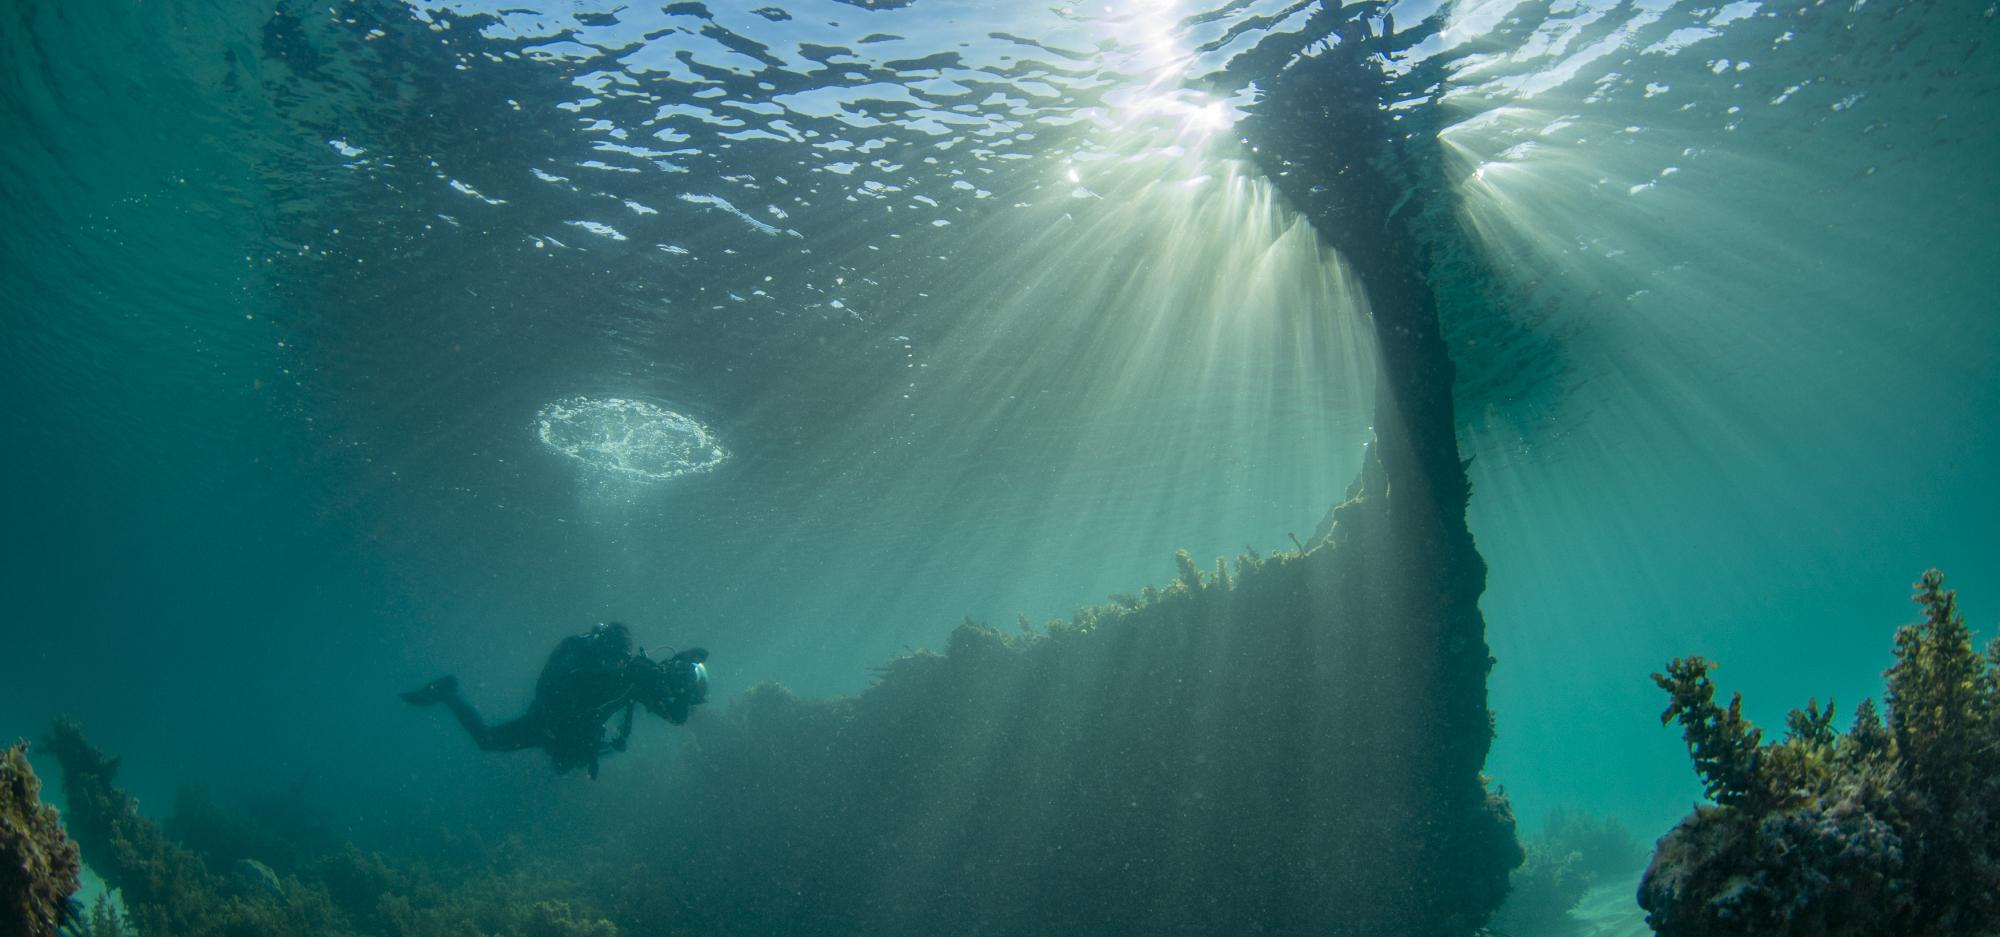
[535,396,728,480]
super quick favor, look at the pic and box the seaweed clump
[2,740,82,937]
[1641,570,2000,936]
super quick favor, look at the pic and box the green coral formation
[2,740,82,937]
[1641,570,2000,936]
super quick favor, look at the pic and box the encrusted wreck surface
[655,9,1526,929]
[659,498,1519,935]
[596,292,1520,933]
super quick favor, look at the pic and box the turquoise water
[3,0,1996,932]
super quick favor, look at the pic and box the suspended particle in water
[534,396,728,480]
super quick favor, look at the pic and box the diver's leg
[439,695,544,752]
[467,713,544,752]
[405,678,542,752]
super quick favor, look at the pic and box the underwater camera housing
[668,648,709,706]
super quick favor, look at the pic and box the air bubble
[535,397,728,481]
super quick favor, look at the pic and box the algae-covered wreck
[654,8,1531,927]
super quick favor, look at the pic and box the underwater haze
[3,0,1997,933]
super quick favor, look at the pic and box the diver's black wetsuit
[403,622,708,778]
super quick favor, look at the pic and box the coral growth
[1641,570,2000,936]
[2,740,82,937]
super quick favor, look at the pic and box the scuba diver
[400,622,709,778]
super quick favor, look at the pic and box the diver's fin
[399,675,458,706]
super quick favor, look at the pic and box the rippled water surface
[4,0,1997,926]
